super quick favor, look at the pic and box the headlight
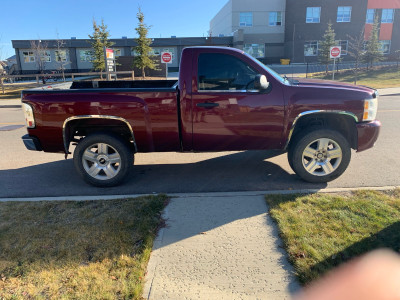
[22,103,36,128]
[362,97,378,121]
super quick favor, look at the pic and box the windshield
[243,52,289,85]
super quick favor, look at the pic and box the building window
[269,12,282,26]
[79,49,92,61]
[55,50,67,62]
[198,53,257,91]
[239,12,253,27]
[366,9,375,24]
[22,51,35,63]
[133,47,175,60]
[306,7,321,23]
[381,9,394,23]
[337,40,348,55]
[379,40,391,54]
[337,6,352,22]
[244,44,265,58]
[304,41,319,56]
[113,49,122,57]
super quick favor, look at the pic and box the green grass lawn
[266,189,400,285]
[0,195,169,299]
[309,66,400,89]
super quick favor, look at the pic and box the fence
[0,71,135,94]
[269,61,398,78]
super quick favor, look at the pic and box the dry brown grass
[0,195,169,299]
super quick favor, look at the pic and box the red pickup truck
[21,47,380,187]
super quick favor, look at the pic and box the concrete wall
[231,0,285,39]
[210,0,233,36]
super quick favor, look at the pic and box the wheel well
[64,118,136,153]
[288,113,358,150]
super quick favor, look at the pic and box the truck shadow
[0,150,327,198]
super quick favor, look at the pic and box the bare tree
[55,33,69,81]
[347,29,365,85]
[30,40,49,82]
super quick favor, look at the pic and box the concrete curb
[0,185,398,202]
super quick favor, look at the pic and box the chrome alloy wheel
[82,143,122,180]
[302,138,342,176]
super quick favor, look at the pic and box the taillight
[22,103,35,128]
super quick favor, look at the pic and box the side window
[198,53,258,91]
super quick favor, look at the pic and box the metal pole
[306,62,309,78]
[332,58,336,80]
[166,63,168,79]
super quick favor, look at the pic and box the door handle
[196,103,219,108]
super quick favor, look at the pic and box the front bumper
[356,120,381,152]
[22,134,42,151]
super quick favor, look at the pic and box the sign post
[104,47,115,81]
[161,52,172,79]
[330,46,341,80]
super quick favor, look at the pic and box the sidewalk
[144,194,300,300]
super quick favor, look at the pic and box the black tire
[73,133,133,187]
[288,129,351,183]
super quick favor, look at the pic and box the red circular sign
[330,47,341,58]
[161,52,172,63]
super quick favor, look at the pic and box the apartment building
[209,0,286,63]
[11,36,232,75]
[284,0,400,62]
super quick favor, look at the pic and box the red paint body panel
[24,90,180,153]
[22,46,380,157]
[189,48,285,150]
[356,120,381,152]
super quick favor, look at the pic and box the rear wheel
[74,133,133,187]
[288,129,351,183]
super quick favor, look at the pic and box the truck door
[192,52,285,151]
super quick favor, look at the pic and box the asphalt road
[0,95,399,198]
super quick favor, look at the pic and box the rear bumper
[22,134,42,151]
[356,120,381,152]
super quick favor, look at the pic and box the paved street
[0,92,399,198]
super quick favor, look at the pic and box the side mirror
[254,74,270,90]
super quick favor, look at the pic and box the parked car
[21,47,380,186]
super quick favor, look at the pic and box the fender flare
[62,115,137,154]
[284,110,359,150]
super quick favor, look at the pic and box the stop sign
[161,52,172,64]
[330,46,341,59]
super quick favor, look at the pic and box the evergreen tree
[363,16,382,69]
[318,23,336,73]
[88,19,113,72]
[133,8,157,78]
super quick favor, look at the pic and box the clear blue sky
[0,0,228,60]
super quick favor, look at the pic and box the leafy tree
[88,19,113,72]
[363,16,382,69]
[133,8,157,78]
[347,29,365,85]
[318,23,336,74]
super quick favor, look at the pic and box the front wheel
[73,133,133,187]
[288,129,351,183]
